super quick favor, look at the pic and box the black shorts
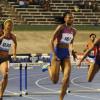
[0,56,9,64]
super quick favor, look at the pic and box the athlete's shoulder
[11,33,16,40]
[98,38,100,42]
[56,24,64,29]
[96,38,100,43]
[94,38,100,46]
[71,27,77,32]
[0,31,3,36]
[54,24,64,33]
[96,38,100,44]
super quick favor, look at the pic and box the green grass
[14,25,56,31]
[75,25,100,31]
[13,24,100,31]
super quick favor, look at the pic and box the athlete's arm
[50,25,61,60]
[12,34,17,59]
[70,29,77,61]
[84,40,89,52]
[78,39,99,67]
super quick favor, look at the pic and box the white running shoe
[42,63,50,72]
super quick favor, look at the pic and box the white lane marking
[35,77,57,92]
[6,68,100,100]
[35,72,99,100]
[71,75,99,100]
[6,73,45,100]
[24,95,42,100]
[71,76,96,90]
[6,90,42,100]
[70,94,98,100]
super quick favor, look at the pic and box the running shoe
[42,63,50,72]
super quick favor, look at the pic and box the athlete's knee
[51,76,59,84]
[87,76,93,82]
[52,80,58,84]
[62,77,69,84]
[87,78,92,82]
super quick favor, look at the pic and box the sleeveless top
[86,39,97,57]
[88,47,97,58]
[54,24,76,44]
[0,34,13,52]
[95,39,100,61]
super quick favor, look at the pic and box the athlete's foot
[42,63,50,72]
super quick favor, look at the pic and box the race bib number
[0,39,13,51]
[89,50,95,56]
[60,33,73,44]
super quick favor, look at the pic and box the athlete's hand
[1,34,6,39]
[53,54,60,61]
[77,60,81,69]
[12,55,17,62]
[72,50,77,61]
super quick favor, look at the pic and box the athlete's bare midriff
[57,43,69,48]
[0,51,9,57]
[55,24,76,49]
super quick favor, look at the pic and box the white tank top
[0,38,13,52]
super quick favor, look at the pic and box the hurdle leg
[25,64,28,95]
[20,64,22,96]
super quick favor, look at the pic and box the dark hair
[54,11,72,24]
[90,33,96,38]
[63,11,72,18]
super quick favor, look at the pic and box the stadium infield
[13,25,100,31]
[13,30,100,54]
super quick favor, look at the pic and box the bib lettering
[60,33,73,44]
[0,39,13,51]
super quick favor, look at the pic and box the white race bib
[89,50,95,56]
[86,56,95,63]
[0,39,13,51]
[60,33,73,44]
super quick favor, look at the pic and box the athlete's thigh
[94,63,100,72]
[0,61,9,75]
[51,58,60,75]
[88,63,95,76]
[63,58,71,77]
[60,61,64,74]
[88,63,100,76]
[88,62,95,71]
